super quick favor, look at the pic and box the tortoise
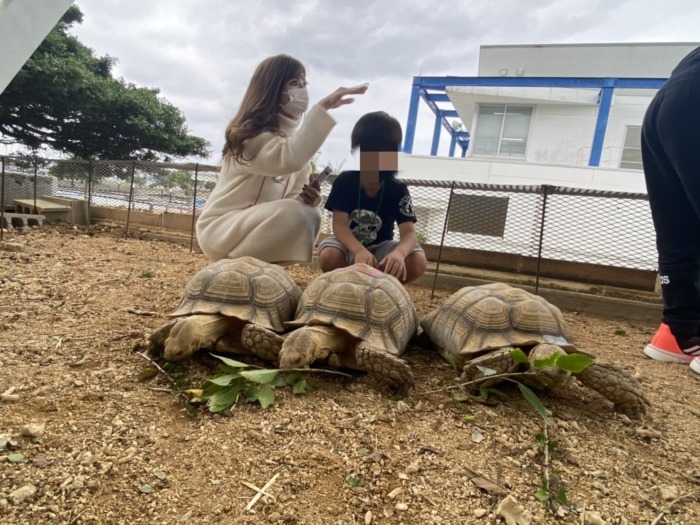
[420,282,650,418]
[147,257,301,362]
[242,264,418,393]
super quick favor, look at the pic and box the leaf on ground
[206,374,239,387]
[518,383,548,421]
[510,348,529,364]
[252,384,275,409]
[136,367,159,382]
[556,353,595,373]
[464,466,508,495]
[139,484,153,494]
[292,378,314,394]
[614,329,627,336]
[284,372,303,385]
[207,385,242,413]
[346,475,365,488]
[8,453,25,463]
[210,354,250,368]
[480,387,508,404]
[240,369,278,384]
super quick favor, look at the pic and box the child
[318,111,427,283]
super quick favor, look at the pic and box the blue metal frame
[404,76,667,165]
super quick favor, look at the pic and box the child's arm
[331,210,378,267]
[379,222,417,281]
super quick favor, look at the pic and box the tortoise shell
[285,264,418,356]
[169,257,301,332]
[421,283,575,360]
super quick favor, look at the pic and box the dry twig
[244,473,280,511]
[650,489,700,525]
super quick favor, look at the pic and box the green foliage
[188,354,315,413]
[554,353,594,373]
[0,5,209,160]
[518,383,548,422]
[509,348,529,365]
[614,329,628,336]
[149,169,195,194]
[7,453,25,463]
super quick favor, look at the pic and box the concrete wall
[478,43,699,78]
[398,153,647,193]
[1,171,58,206]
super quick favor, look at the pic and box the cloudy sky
[67,0,700,168]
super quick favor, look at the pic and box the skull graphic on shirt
[349,208,382,246]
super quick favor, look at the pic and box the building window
[620,126,642,170]
[472,104,533,158]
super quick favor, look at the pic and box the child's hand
[354,248,378,267]
[379,251,407,282]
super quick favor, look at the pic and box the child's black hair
[351,111,402,181]
[351,111,403,153]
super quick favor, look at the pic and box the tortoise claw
[241,324,284,364]
[355,343,415,394]
[576,363,651,419]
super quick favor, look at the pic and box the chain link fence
[1,156,658,289]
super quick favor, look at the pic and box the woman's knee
[319,247,347,272]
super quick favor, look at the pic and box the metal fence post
[430,181,456,299]
[88,160,94,206]
[0,156,5,241]
[33,155,38,213]
[534,185,552,295]
[190,163,199,252]
[125,161,137,239]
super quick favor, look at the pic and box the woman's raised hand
[318,83,369,110]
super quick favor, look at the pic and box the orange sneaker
[643,323,700,364]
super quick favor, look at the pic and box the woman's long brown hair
[222,55,306,164]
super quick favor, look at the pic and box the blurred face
[359,150,399,172]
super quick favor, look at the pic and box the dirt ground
[1,224,699,525]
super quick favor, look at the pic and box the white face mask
[279,86,309,118]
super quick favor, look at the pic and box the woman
[196,54,367,263]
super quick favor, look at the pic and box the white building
[399,42,699,193]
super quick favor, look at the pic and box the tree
[0,5,210,161]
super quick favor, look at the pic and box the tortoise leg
[461,347,522,390]
[164,314,239,361]
[240,324,285,363]
[354,343,415,395]
[575,363,650,419]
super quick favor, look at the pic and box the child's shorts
[318,236,424,265]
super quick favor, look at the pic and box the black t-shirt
[324,171,417,247]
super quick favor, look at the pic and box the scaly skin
[163,315,240,361]
[576,362,650,419]
[355,343,415,395]
[240,324,286,363]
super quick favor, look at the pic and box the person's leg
[642,78,700,364]
[404,250,428,283]
[371,240,426,284]
[318,236,352,272]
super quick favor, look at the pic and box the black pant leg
[642,74,700,336]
